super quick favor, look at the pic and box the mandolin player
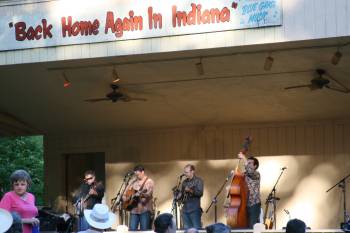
[122,165,154,231]
[73,170,105,232]
[179,164,204,229]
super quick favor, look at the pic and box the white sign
[0,0,282,51]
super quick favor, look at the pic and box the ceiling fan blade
[120,95,147,102]
[127,97,147,101]
[284,84,311,90]
[324,72,350,93]
[325,85,350,94]
[84,98,110,102]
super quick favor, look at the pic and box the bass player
[73,170,105,231]
[122,165,154,231]
[238,152,261,229]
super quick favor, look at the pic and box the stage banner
[0,0,282,51]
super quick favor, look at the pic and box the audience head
[206,223,231,233]
[286,219,306,233]
[10,170,32,185]
[84,204,115,230]
[10,170,31,196]
[154,213,176,233]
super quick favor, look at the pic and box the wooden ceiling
[1,37,350,136]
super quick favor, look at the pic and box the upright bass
[225,136,251,228]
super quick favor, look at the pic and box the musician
[238,152,261,229]
[179,164,203,229]
[122,165,154,231]
[73,170,105,231]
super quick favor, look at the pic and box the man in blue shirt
[179,164,203,229]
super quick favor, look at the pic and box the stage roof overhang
[1,37,350,137]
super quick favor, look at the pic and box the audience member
[286,219,306,233]
[78,203,116,233]
[206,223,231,233]
[154,213,176,233]
[0,170,38,233]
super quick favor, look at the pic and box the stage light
[112,69,120,83]
[264,55,274,71]
[63,73,71,88]
[331,49,342,65]
[196,58,204,76]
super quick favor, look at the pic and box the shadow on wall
[100,155,347,229]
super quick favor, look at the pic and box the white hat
[0,208,13,232]
[84,204,115,230]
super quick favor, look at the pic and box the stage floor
[41,229,345,233]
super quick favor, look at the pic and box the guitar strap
[139,176,149,192]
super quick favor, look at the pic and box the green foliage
[0,136,44,205]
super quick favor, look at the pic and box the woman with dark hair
[154,213,176,233]
[0,170,39,233]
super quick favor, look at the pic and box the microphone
[125,171,135,177]
[281,167,287,170]
[228,170,234,178]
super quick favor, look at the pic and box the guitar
[264,200,274,229]
[122,188,148,211]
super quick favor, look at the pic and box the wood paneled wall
[45,120,350,228]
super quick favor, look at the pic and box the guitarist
[73,170,105,231]
[122,165,154,231]
[237,152,261,229]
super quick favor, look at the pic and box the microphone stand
[171,175,183,229]
[205,171,233,223]
[111,174,133,225]
[326,174,350,225]
[266,168,286,229]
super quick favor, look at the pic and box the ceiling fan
[284,69,350,94]
[84,84,147,103]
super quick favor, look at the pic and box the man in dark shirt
[73,170,105,231]
[179,164,203,229]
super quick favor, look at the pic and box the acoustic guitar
[122,188,148,211]
[264,200,274,229]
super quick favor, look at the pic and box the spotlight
[196,58,204,76]
[264,55,274,71]
[331,49,342,65]
[112,69,120,83]
[63,73,71,88]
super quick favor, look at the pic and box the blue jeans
[129,211,151,231]
[78,215,90,231]
[182,209,202,229]
[247,203,261,229]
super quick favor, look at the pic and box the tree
[0,136,44,205]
